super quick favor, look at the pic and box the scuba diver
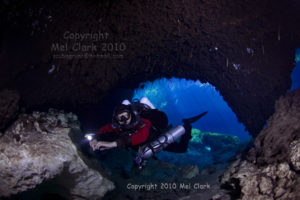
[88,97,207,168]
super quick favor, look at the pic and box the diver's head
[117,110,132,125]
[112,104,139,130]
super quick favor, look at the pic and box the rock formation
[220,89,300,200]
[0,109,114,199]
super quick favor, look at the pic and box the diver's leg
[163,123,191,153]
[164,112,207,153]
[164,143,182,152]
[179,122,192,150]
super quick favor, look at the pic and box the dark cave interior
[1,0,300,200]
[1,0,299,136]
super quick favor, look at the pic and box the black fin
[182,111,208,124]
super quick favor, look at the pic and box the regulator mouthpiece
[84,133,95,141]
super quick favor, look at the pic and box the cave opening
[81,77,252,168]
[133,77,251,141]
[80,77,251,140]
[129,77,252,168]
[290,48,300,91]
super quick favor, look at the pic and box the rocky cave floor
[100,158,231,200]
[86,136,249,200]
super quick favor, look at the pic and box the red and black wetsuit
[96,118,152,148]
[95,109,202,153]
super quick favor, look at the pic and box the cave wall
[1,0,300,136]
[220,88,300,200]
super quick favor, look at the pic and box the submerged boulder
[190,129,240,153]
[179,165,200,179]
[0,109,114,199]
[221,159,297,200]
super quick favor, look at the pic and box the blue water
[133,78,251,141]
[290,48,300,90]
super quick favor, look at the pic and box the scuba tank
[135,125,185,169]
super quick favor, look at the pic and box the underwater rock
[289,139,300,171]
[0,109,114,199]
[221,89,300,199]
[211,193,231,200]
[221,160,297,200]
[0,89,20,131]
[247,88,300,165]
[190,129,240,153]
[200,166,218,176]
[179,165,200,179]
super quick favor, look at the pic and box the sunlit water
[133,78,251,141]
[290,48,300,91]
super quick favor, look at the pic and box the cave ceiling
[0,0,300,136]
